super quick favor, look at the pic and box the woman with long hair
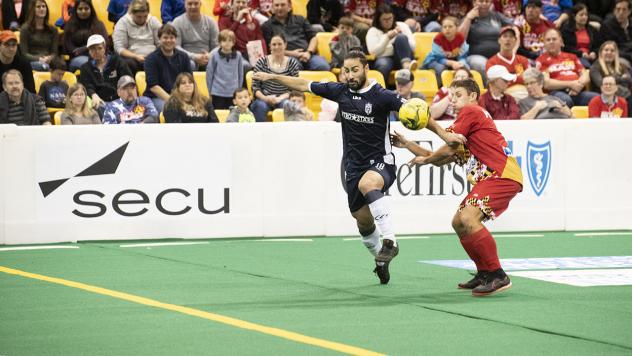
[366,4,417,86]
[561,3,600,68]
[61,83,102,124]
[251,32,301,122]
[63,0,109,71]
[19,0,59,71]
[590,41,632,113]
[163,72,219,123]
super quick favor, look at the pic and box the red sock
[459,234,485,272]
[466,226,501,271]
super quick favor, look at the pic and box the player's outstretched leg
[364,190,399,263]
[360,225,382,257]
[452,206,511,296]
[352,207,390,284]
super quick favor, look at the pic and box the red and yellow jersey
[536,51,584,81]
[448,104,523,186]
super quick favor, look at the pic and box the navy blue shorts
[346,162,396,213]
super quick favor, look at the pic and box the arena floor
[2,231,631,355]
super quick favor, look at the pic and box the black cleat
[472,275,512,297]
[375,239,399,263]
[373,262,391,284]
[458,272,488,290]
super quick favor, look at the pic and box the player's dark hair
[372,4,396,31]
[344,50,368,67]
[49,57,67,72]
[451,79,480,100]
[233,87,249,99]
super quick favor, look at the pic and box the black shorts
[346,162,396,213]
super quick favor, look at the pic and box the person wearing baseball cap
[479,65,520,120]
[102,75,159,124]
[515,0,555,60]
[485,25,530,99]
[0,31,36,94]
[78,34,133,117]
[391,69,425,121]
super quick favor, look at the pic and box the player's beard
[347,72,366,91]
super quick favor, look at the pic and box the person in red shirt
[480,65,521,119]
[344,0,380,48]
[394,78,523,297]
[218,0,268,70]
[537,28,599,107]
[391,0,441,32]
[588,75,629,118]
[493,0,521,19]
[514,0,554,60]
[486,26,530,99]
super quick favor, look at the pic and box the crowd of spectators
[1,0,631,126]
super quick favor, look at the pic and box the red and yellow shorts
[459,178,523,221]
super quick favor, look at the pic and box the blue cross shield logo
[526,141,551,196]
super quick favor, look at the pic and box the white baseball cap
[486,65,517,82]
[86,34,106,48]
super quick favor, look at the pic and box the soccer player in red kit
[394,78,523,296]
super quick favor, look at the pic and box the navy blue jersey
[309,80,405,177]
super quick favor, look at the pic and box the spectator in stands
[107,0,131,23]
[574,0,616,23]
[479,65,520,119]
[307,0,343,32]
[0,31,36,94]
[486,26,530,100]
[113,0,160,74]
[103,75,158,123]
[459,0,514,79]
[283,90,314,121]
[227,87,256,122]
[163,72,219,123]
[38,58,69,108]
[79,34,133,116]
[519,67,572,119]
[330,16,362,69]
[2,0,31,30]
[262,0,330,71]
[344,0,375,46]
[367,4,418,85]
[143,24,192,113]
[0,69,50,125]
[430,67,472,120]
[63,0,109,71]
[493,0,522,19]
[215,0,268,24]
[161,0,185,23]
[206,29,244,110]
[588,75,629,118]
[436,0,472,20]
[19,0,59,71]
[172,0,220,71]
[599,0,632,62]
[390,69,425,121]
[55,0,77,28]
[391,0,441,33]
[537,28,598,107]
[590,41,632,114]
[218,0,268,70]
[540,0,572,26]
[251,32,300,122]
[61,83,102,124]
[422,16,467,86]
[561,4,600,69]
[514,0,554,60]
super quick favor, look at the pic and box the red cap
[500,26,517,36]
[0,30,17,43]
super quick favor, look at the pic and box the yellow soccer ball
[398,98,430,130]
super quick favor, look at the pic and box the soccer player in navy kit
[253,51,464,284]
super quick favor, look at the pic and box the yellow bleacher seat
[47,0,62,29]
[441,70,486,93]
[148,0,162,22]
[413,32,437,64]
[53,111,63,125]
[291,0,307,18]
[135,71,147,95]
[298,70,336,116]
[571,106,589,119]
[92,0,114,34]
[205,0,217,20]
[412,70,438,103]
[215,109,229,123]
[367,70,386,87]
[193,71,209,97]
[159,111,165,123]
[272,108,284,122]
[315,32,336,63]
[246,70,253,96]
[33,71,77,93]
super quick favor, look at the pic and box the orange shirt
[536,51,584,81]
[486,53,530,85]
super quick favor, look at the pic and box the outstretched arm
[390,131,432,157]
[252,72,311,92]
[425,118,466,147]
[408,144,457,167]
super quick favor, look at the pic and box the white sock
[361,227,382,257]
[366,191,396,245]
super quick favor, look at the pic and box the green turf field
[2,231,632,355]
